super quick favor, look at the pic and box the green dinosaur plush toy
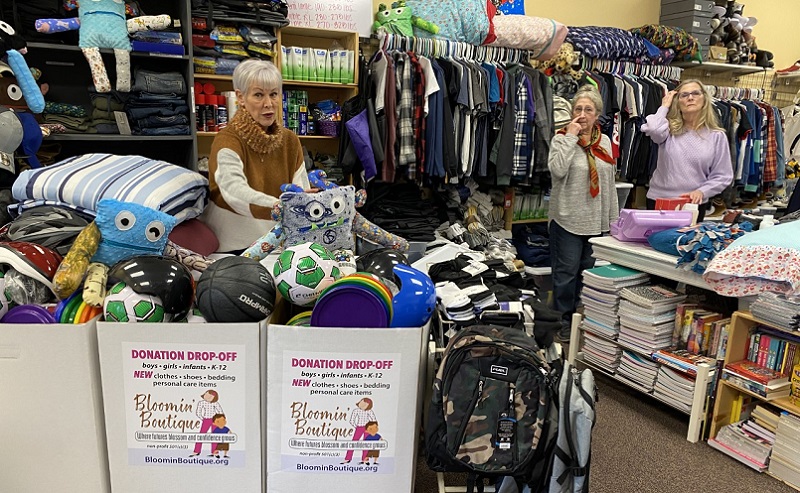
[373,0,439,36]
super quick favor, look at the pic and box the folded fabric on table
[704,220,800,298]
[647,221,752,274]
[43,114,89,132]
[11,153,208,221]
[138,125,190,136]
[566,26,650,60]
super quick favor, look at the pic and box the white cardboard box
[97,321,265,492]
[264,323,428,492]
[0,320,110,492]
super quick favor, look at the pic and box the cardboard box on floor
[0,319,111,492]
[263,299,429,493]
[97,320,266,492]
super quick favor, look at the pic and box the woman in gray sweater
[548,85,619,342]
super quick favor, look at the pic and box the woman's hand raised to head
[565,117,583,136]
[661,90,677,109]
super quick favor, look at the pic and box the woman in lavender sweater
[642,79,733,220]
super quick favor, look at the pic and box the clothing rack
[706,84,764,101]
[581,57,682,80]
[375,32,529,64]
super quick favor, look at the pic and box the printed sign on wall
[280,351,402,474]
[286,0,373,37]
[122,343,247,468]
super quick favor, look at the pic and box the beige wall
[371,0,798,70]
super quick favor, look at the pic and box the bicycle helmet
[2,206,90,255]
[390,263,435,328]
[108,256,195,320]
[356,248,409,279]
[0,240,62,292]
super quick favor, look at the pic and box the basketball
[195,256,276,322]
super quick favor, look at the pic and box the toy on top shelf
[372,0,439,36]
[34,0,172,92]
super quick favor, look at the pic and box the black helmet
[2,206,90,255]
[108,256,195,321]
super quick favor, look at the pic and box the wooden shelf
[194,73,233,81]
[283,79,358,89]
[719,380,800,418]
[672,60,771,76]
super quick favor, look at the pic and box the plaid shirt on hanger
[395,53,416,177]
[512,71,534,178]
[757,101,778,183]
[408,52,426,177]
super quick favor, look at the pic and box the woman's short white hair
[572,84,603,114]
[232,59,282,93]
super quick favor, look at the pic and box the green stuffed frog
[373,0,439,36]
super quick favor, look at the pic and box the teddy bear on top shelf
[709,1,773,68]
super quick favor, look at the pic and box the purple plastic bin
[610,209,694,242]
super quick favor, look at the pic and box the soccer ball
[273,242,341,306]
[103,282,169,323]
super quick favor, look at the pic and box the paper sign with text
[286,0,372,37]
[281,351,401,474]
[121,342,246,468]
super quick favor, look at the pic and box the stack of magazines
[768,412,800,487]
[617,350,659,390]
[709,418,775,472]
[581,264,650,340]
[617,285,687,354]
[653,365,696,412]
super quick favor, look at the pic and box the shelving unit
[709,311,800,489]
[20,0,196,168]
[194,26,359,162]
[568,313,715,443]
[673,60,773,77]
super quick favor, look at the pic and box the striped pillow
[11,154,208,222]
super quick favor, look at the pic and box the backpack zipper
[453,376,485,454]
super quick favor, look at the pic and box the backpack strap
[555,368,592,486]
[466,473,486,493]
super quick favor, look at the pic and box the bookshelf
[568,313,715,443]
[709,311,800,489]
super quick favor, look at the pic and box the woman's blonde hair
[571,85,603,113]
[667,79,723,135]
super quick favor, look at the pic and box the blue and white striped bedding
[11,154,208,222]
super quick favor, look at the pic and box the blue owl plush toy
[53,199,177,305]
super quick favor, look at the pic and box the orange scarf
[558,124,615,198]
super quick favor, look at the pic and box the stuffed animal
[0,21,45,113]
[373,0,439,37]
[35,1,171,93]
[242,170,409,261]
[53,199,178,305]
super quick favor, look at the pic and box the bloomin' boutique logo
[134,393,202,433]
[289,401,353,440]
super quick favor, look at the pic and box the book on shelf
[672,303,699,347]
[619,299,679,316]
[582,264,649,284]
[652,348,716,376]
[741,419,777,444]
[721,370,791,400]
[708,437,768,472]
[725,360,790,386]
[619,284,687,308]
[709,318,731,360]
[752,404,781,431]
[711,421,772,468]
[768,412,800,486]
[746,328,800,375]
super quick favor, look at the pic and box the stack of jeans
[126,69,190,136]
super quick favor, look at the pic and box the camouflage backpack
[426,325,561,492]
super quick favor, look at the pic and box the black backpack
[426,325,561,493]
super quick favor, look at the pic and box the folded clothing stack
[131,26,185,56]
[42,102,89,133]
[88,91,126,134]
[126,69,190,136]
[361,182,445,242]
[191,0,289,29]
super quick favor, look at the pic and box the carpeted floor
[414,371,798,492]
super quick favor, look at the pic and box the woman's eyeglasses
[678,90,703,100]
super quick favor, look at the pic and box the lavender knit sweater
[642,106,733,202]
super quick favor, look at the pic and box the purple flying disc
[1,304,57,324]
[311,286,389,328]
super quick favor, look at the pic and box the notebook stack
[617,350,659,391]
[653,365,696,413]
[768,413,800,488]
[581,331,623,373]
[709,418,773,472]
[581,264,650,340]
[617,285,687,354]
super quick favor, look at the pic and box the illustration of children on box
[211,413,231,458]
[363,421,383,466]
[190,389,223,457]
[340,397,376,464]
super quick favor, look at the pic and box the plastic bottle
[761,214,775,228]
[196,93,207,132]
[206,95,218,133]
[216,95,228,130]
